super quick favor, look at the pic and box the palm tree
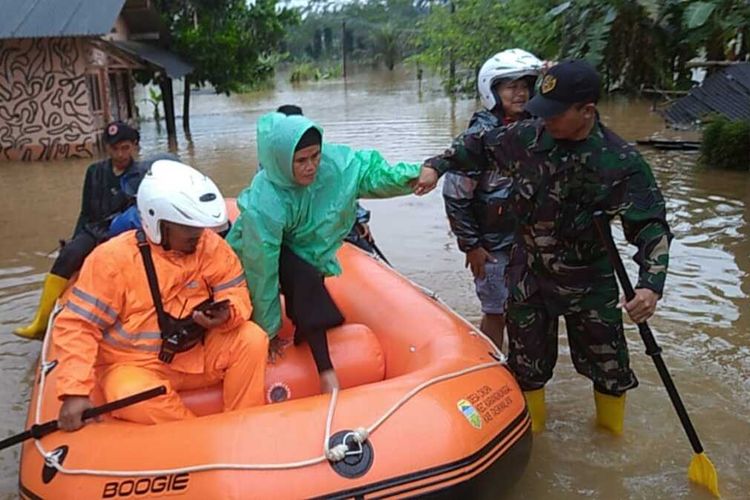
[373,24,401,70]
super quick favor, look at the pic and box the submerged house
[662,63,750,128]
[0,0,191,162]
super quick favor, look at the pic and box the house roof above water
[111,40,193,79]
[662,63,750,127]
[0,0,126,40]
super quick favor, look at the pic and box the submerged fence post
[342,20,347,80]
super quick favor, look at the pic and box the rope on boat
[33,282,506,477]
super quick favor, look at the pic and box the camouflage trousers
[506,283,639,396]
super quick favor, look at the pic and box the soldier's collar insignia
[541,74,557,94]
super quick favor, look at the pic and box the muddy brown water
[1,68,748,499]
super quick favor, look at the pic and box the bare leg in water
[481,313,505,352]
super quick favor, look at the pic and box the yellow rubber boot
[523,388,546,433]
[594,390,626,435]
[13,274,68,340]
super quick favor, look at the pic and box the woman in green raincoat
[227,112,438,392]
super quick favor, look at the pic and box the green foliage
[413,0,749,94]
[283,0,427,70]
[413,0,558,92]
[142,87,163,122]
[153,0,299,94]
[373,23,401,70]
[684,2,717,29]
[679,0,750,62]
[548,0,750,91]
[290,62,322,82]
[280,0,749,95]
[549,1,661,89]
[289,62,343,83]
[700,116,750,170]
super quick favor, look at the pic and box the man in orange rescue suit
[54,160,269,430]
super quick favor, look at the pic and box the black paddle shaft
[592,212,705,454]
[0,385,166,451]
[369,239,392,266]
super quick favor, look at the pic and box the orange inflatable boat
[18,203,531,499]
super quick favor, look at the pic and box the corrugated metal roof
[111,40,193,78]
[0,0,125,39]
[662,63,750,126]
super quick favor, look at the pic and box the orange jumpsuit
[53,229,268,424]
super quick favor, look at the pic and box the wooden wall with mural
[0,38,97,161]
[0,37,139,162]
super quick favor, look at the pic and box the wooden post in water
[342,20,347,80]
[183,75,191,134]
[448,2,455,92]
[159,75,177,150]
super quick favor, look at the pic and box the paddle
[0,385,167,451]
[352,222,392,266]
[592,212,719,497]
[368,237,392,266]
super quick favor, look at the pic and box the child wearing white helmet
[442,48,542,350]
[476,48,543,117]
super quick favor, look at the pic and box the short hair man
[14,122,141,340]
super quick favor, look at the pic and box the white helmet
[137,160,227,245]
[477,48,543,111]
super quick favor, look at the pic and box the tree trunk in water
[342,21,347,80]
[159,76,177,150]
[448,1,456,93]
[183,76,191,134]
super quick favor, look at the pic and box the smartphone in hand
[199,299,230,318]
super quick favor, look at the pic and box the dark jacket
[73,159,136,240]
[442,110,518,253]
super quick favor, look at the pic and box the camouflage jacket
[427,118,672,311]
[442,110,517,253]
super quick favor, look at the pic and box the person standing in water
[424,60,671,435]
[443,49,542,350]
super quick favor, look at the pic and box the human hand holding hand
[58,396,96,432]
[411,165,439,196]
[465,247,496,279]
[622,288,659,324]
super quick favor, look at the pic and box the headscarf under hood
[256,112,324,189]
[229,112,422,337]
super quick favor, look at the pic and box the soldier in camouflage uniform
[423,60,672,434]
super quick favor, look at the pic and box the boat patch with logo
[457,399,482,429]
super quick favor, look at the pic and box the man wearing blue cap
[423,59,672,436]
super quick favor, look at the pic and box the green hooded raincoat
[227,112,422,337]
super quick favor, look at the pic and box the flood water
[1,67,748,499]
